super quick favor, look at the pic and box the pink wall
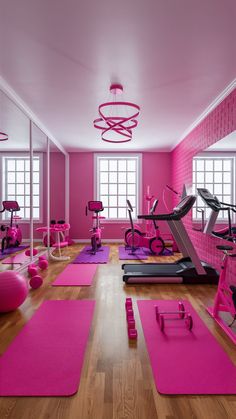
[171,88,236,279]
[69,152,172,240]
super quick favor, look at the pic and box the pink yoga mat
[2,252,28,264]
[52,264,97,286]
[137,300,236,394]
[0,300,95,396]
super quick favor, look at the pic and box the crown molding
[0,76,68,156]
[171,78,236,150]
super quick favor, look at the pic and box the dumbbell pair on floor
[26,249,48,289]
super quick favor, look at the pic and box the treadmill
[122,195,218,284]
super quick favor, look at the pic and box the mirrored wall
[192,130,236,239]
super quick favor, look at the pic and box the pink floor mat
[0,300,95,396]
[1,252,28,264]
[52,264,97,286]
[137,300,236,394]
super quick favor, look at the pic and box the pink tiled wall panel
[171,88,236,281]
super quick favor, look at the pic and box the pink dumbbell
[127,318,135,329]
[28,264,38,277]
[29,275,43,289]
[126,308,134,320]
[128,328,138,340]
[125,298,133,309]
[38,258,48,270]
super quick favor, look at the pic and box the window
[192,156,234,221]
[95,154,141,220]
[1,155,42,221]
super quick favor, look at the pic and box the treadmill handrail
[138,195,196,221]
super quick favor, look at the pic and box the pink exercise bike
[125,199,165,255]
[0,201,22,253]
[86,201,105,255]
[207,244,236,344]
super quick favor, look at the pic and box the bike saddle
[216,245,234,251]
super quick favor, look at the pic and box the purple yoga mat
[119,246,149,260]
[119,246,173,260]
[52,264,97,286]
[0,300,95,396]
[72,246,110,264]
[137,300,236,394]
[0,245,29,261]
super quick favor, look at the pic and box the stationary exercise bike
[86,201,105,255]
[206,245,236,344]
[0,201,22,253]
[125,199,165,255]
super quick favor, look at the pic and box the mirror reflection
[192,130,236,241]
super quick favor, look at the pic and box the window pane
[16,160,24,171]
[118,160,126,171]
[118,184,126,195]
[214,160,222,171]
[33,195,39,206]
[196,172,204,183]
[25,160,30,171]
[127,172,136,183]
[127,184,135,195]
[100,196,108,206]
[118,208,127,218]
[33,184,39,195]
[7,160,15,171]
[196,160,204,171]
[33,160,39,171]
[25,196,30,207]
[25,208,30,218]
[25,184,30,195]
[109,208,117,218]
[100,172,108,183]
[223,172,231,183]
[214,184,222,195]
[109,184,117,195]
[25,172,30,183]
[100,184,108,195]
[103,208,108,218]
[127,160,136,171]
[7,172,15,183]
[223,184,231,195]
[33,207,39,218]
[17,184,24,195]
[109,160,117,171]
[17,172,25,183]
[118,172,126,183]
[109,196,117,206]
[223,160,231,171]
[8,184,15,195]
[118,196,127,207]
[206,172,213,183]
[100,160,108,171]
[109,172,117,183]
[205,160,213,171]
[17,196,24,206]
[33,172,40,183]
[214,172,222,183]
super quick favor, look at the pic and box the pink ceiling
[0,0,235,151]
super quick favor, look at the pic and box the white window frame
[0,153,43,223]
[94,153,142,222]
[192,153,235,223]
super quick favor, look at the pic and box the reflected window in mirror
[1,154,43,221]
[192,155,235,222]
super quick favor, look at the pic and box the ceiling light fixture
[93,84,140,143]
[0,132,8,141]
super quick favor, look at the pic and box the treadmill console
[197,188,221,212]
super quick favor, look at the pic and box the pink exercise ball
[0,271,28,313]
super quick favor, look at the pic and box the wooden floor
[0,243,236,419]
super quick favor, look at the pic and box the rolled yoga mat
[137,299,236,394]
[72,246,110,264]
[0,300,95,396]
[52,264,97,286]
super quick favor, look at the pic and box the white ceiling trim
[171,78,236,150]
[0,76,68,156]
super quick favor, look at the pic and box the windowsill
[102,219,142,224]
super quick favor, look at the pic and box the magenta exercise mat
[137,300,236,394]
[118,246,149,260]
[0,300,95,396]
[72,246,110,264]
[52,264,97,286]
[0,245,29,261]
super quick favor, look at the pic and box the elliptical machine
[0,201,22,253]
[86,201,105,255]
